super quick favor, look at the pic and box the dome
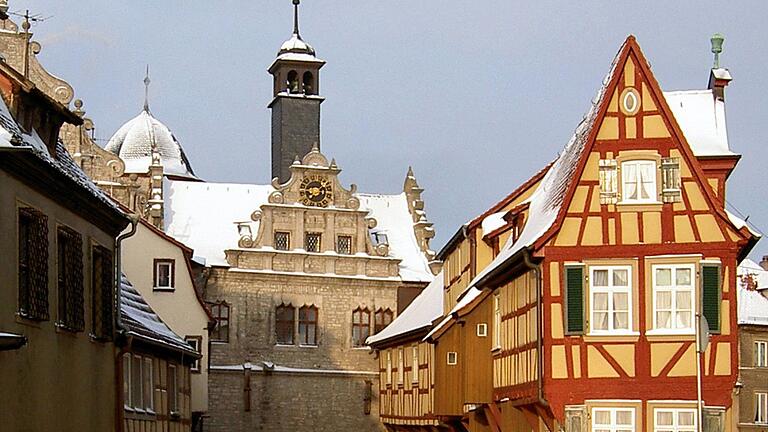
[105,110,197,179]
[278,33,316,57]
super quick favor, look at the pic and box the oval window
[620,88,641,116]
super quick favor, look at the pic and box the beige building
[0,51,130,432]
[737,259,768,432]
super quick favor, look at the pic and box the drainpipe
[522,250,547,407]
[114,214,139,432]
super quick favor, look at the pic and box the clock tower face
[299,175,333,207]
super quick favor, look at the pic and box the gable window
[305,233,321,253]
[589,266,632,333]
[209,301,230,343]
[371,232,389,246]
[352,307,371,347]
[57,226,84,332]
[275,303,295,345]
[91,245,114,340]
[274,231,290,251]
[756,392,768,424]
[592,407,634,432]
[374,308,394,334]
[756,341,768,367]
[185,336,202,373]
[621,160,657,203]
[18,207,49,321]
[298,305,318,345]
[153,259,174,290]
[337,235,352,255]
[654,408,695,432]
[652,265,694,332]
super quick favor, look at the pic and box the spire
[143,65,151,112]
[293,0,300,36]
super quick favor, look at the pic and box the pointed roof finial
[293,0,300,36]
[143,65,151,112]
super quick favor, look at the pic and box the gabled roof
[367,270,444,347]
[737,259,768,326]
[120,273,199,357]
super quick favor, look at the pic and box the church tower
[269,0,325,183]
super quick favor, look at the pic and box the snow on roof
[737,259,768,326]
[367,270,444,346]
[105,110,197,179]
[726,209,762,239]
[278,33,316,56]
[120,273,198,355]
[664,90,734,157]
[357,193,434,282]
[165,180,274,266]
[481,211,507,235]
[210,362,377,377]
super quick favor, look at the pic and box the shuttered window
[701,264,721,333]
[564,264,585,334]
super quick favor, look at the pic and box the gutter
[114,213,138,432]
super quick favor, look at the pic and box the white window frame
[477,323,488,337]
[757,392,768,424]
[154,260,174,289]
[411,346,419,384]
[185,336,202,372]
[756,341,768,368]
[591,407,635,432]
[589,266,633,335]
[653,408,696,432]
[620,160,658,204]
[650,264,696,334]
[493,293,501,349]
[447,351,457,365]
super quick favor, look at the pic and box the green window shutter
[564,265,585,334]
[701,264,721,333]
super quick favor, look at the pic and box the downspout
[522,250,546,406]
[114,214,139,432]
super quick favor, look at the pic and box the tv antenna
[6,9,53,78]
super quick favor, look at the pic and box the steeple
[143,65,151,112]
[268,0,326,183]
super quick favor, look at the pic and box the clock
[299,176,333,207]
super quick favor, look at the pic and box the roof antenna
[143,64,151,112]
[293,0,300,37]
[710,33,724,69]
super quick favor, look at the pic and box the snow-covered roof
[105,109,197,179]
[726,209,762,239]
[165,180,274,266]
[279,33,316,56]
[664,90,734,157]
[737,259,768,326]
[367,270,444,346]
[481,211,507,235]
[164,181,434,282]
[120,273,198,356]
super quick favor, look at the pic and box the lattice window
[305,233,321,253]
[352,307,371,347]
[298,305,318,345]
[374,308,394,334]
[275,303,295,345]
[208,301,230,342]
[274,231,290,251]
[337,235,352,255]
[18,207,49,320]
[91,245,114,340]
[57,226,84,331]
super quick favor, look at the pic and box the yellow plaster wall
[643,115,670,138]
[551,345,568,379]
[625,118,637,139]
[624,58,635,87]
[583,153,600,181]
[582,217,603,246]
[555,218,581,246]
[714,342,731,375]
[597,117,619,140]
[694,214,725,242]
[721,300,730,335]
[550,303,564,339]
[608,89,619,113]
[667,344,696,377]
[683,182,707,211]
[620,212,640,244]
[572,345,581,378]
[587,346,620,378]
[707,178,719,196]
[673,215,695,243]
[642,84,657,111]
[651,343,683,376]
[603,344,636,376]
[570,186,589,213]
[608,218,616,245]
[550,262,560,297]
[589,186,601,212]
[642,212,662,244]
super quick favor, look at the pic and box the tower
[269,0,325,183]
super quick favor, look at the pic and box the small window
[186,336,202,373]
[276,303,295,345]
[654,408,695,432]
[298,305,318,346]
[374,308,394,334]
[756,341,768,367]
[303,71,314,95]
[352,307,371,347]
[287,70,299,93]
[477,323,488,337]
[131,355,143,409]
[412,346,419,384]
[18,206,49,321]
[57,226,84,331]
[386,351,392,386]
[337,235,352,255]
[621,160,657,203]
[168,364,179,414]
[397,348,404,384]
[305,233,321,253]
[143,357,154,412]
[274,231,290,251]
[757,392,768,424]
[208,301,230,343]
[371,232,389,246]
[153,259,174,289]
[592,407,635,432]
[621,88,641,115]
[91,245,114,340]
[447,352,457,365]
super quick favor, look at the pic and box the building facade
[737,259,768,431]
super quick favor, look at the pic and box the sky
[18,1,768,260]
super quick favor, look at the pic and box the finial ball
[293,0,300,5]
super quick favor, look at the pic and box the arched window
[298,305,318,346]
[302,71,314,95]
[374,308,394,334]
[352,307,371,347]
[208,301,230,342]
[287,70,299,93]
[275,303,295,345]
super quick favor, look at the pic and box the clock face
[299,176,333,207]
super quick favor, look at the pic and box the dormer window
[621,160,657,203]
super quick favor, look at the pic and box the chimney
[760,255,768,271]
[708,33,732,101]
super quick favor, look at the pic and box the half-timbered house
[424,35,759,432]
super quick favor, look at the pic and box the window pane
[593,293,609,310]
[657,291,672,309]
[613,269,628,286]
[676,268,691,286]
[593,312,609,331]
[657,311,672,328]
[657,411,673,426]
[677,311,692,329]
[656,268,672,286]
[676,291,691,309]
[614,312,629,330]
[594,410,610,425]
[593,270,609,287]
[678,411,695,426]
[615,410,632,425]
[613,292,628,311]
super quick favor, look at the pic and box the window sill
[55,322,83,335]
[153,286,175,292]
[299,344,318,348]
[15,312,44,327]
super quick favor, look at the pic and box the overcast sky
[21,1,768,261]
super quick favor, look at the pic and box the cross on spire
[293,0,300,36]
[143,65,151,112]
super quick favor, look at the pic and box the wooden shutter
[598,159,618,204]
[701,264,721,333]
[564,264,585,334]
[661,157,682,203]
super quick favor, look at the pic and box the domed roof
[105,109,196,179]
[278,33,316,57]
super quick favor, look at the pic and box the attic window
[621,88,641,116]
[447,352,457,365]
